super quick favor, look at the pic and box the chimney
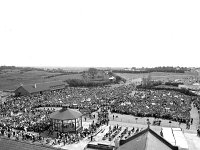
[34,84,36,88]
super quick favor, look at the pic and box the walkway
[190,102,199,131]
[184,133,200,150]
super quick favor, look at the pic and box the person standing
[197,129,200,137]
[191,118,193,125]
[160,130,163,137]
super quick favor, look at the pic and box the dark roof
[16,81,67,94]
[50,108,83,120]
[118,128,178,150]
[0,136,61,150]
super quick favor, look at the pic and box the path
[184,133,200,150]
[190,103,199,131]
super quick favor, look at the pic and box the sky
[0,0,200,68]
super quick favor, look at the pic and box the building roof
[50,107,83,120]
[118,128,178,150]
[0,136,61,150]
[15,81,67,94]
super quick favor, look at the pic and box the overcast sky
[0,0,200,68]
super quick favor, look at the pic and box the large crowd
[0,83,200,144]
[110,88,193,123]
[193,97,200,111]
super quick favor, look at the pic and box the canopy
[50,108,82,120]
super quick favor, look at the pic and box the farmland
[0,67,112,90]
[0,69,83,90]
[0,66,198,91]
[116,72,197,83]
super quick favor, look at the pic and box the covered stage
[50,106,83,133]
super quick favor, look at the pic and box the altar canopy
[50,106,83,133]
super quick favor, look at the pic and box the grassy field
[0,68,197,91]
[116,72,197,83]
[0,69,83,90]
[0,68,109,91]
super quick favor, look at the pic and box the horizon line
[0,65,199,69]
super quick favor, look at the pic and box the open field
[0,69,83,90]
[0,69,197,91]
[116,72,197,83]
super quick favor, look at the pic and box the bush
[65,79,112,87]
[165,82,183,87]
[115,75,126,83]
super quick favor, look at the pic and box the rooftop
[15,80,67,94]
[118,127,178,150]
[50,107,83,120]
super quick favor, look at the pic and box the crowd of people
[102,125,141,142]
[50,127,94,146]
[0,83,199,145]
[193,97,200,111]
[110,88,193,123]
[0,125,42,142]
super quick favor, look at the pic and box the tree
[88,68,98,79]
[147,73,152,83]
[142,73,152,87]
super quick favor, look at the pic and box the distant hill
[0,66,118,90]
[0,66,82,90]
[0,66,125,90]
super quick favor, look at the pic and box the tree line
[64,68,126,87]
[113,66,189,74]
